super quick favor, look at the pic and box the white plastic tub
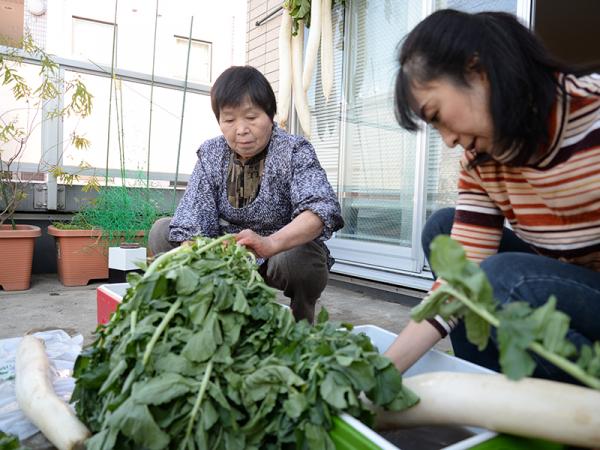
[346,325,498,450]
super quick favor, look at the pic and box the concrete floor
[0,273,451,351]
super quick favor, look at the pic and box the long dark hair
[394,9,570,166]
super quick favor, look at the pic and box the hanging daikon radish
[320,0,333,101]
[16,335,90,450]
[278,7,293,129]
[302,0,322,93]
[371,372,600,448]
[291,22,311,138]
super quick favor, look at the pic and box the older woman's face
[411,72,494,157]
[219,98,273,161]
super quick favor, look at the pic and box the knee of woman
[479,253,523,304]
[421,207,455,256]
[148,217,173,254]
[149,217,171,237]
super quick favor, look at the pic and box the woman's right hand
[465,148,478,163]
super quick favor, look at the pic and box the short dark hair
[210,66,277,121]
[394,9,569,166]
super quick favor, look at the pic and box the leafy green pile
[413,235,600,389]
[0,431,28,450]
[72,235,417,449]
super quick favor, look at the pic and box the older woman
[387,9,600,383]
[149,66,343,323]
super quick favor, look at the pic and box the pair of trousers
[422,208,600,383]
[148,217,329,323]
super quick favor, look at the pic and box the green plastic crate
[327,325,567,450]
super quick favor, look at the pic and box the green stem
[142,299,181,367]
[443,286,600,389]
[181,360,213,449]
[443,286,500,327]
[529,342,600,390]
[130,310,137,335]
[145,234,233,276]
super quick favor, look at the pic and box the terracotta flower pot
[0,224,42,291]
[47,226,147,287]
[47,225,109,287]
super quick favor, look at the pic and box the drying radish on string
[277,8,293,129]
[278,0,346,136]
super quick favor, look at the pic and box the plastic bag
[0,329,83,439]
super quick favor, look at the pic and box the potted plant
[48,185,163,286]
[0,36,93,290]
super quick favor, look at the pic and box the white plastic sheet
[0,330,82,439]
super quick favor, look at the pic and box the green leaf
[283,390,309,419]
[304,422,336,450]
[320,371,353,409]
[98,359,127,395]
[132,373,196,405]
[368,363,403,406]
[176,267,200,295]
[429,235,469,282]
[497,303,537,379]
[108,399,170,450]
[182,312,223,362]
[201,398,219,430]
[343,360,375,391]
[316,307,329,324]
[464,310,492,351]
[245,365,305,401]
[411,289,451,322]
[232,286,250,314]
[84,428,118,450]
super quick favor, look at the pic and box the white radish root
[320,0,333,101]
[16,335,90,450]
[302,0,322,93]
[277,8,293,129]
[291,22,311,138]
[372,372,600,448]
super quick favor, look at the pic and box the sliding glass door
[309,0,529,287]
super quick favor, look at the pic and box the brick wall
[246,0,281,96]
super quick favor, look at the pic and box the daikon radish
[302,0,322,93]
[372,372,600,448]
[291,22,311,138]
[278,8,293,129]
[320,0,333,101]
[16,336,90,450]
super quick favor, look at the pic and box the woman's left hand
[235,229,279,259]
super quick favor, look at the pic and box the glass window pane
[338,0,422,247]
[174,38,212,84]
[71,17,115,66]
[425,0,519,219]
[61,71,219,185]
[307,4,345,191]
[47,0,246,82]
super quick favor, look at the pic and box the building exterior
[0,0,247,189]
[246,0,600,289]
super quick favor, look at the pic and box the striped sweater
[430,72,600,335]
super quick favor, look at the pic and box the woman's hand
[235,229,279,259]
[465,148,478,162]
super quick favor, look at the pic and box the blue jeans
[422,208,600,384]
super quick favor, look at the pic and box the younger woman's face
[411,72,494,156]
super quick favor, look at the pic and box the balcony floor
[1,273,450,349]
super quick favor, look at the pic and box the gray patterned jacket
[169,125,344,265]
